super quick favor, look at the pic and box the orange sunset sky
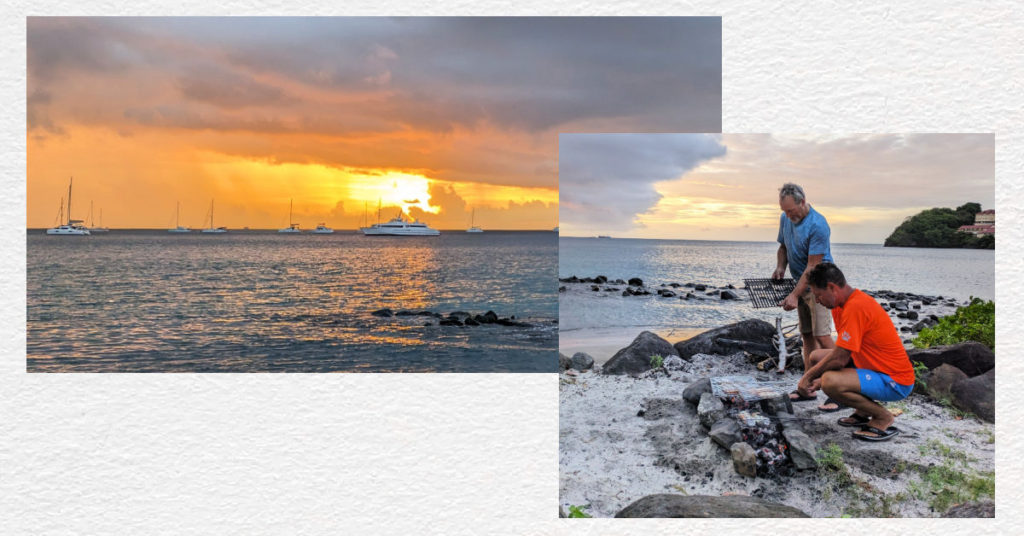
[27,17,721,230]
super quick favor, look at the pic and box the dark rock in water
[669,282,681,288]
[439,318,463,326]
[673,319,776,360]
[448,311,471,319]
[628,277,644,287]
[730,442,758,477]
[605,287,619,292]
[591,285,600,291]
[913,303,922,309]
[720,290,740,300]
[709,418,741,449]
[694,284,707,291]
[622,290,632,297]
[495,318,532,327]
[594,275,608,284]
[560,275,580,283]
[464,318,480,326]
[890,300,909,311]
[417,311,437,317]
[423,322,433,326]
[911,320,930,332]
[559,353,572,370]
[950,368,994,422]
[897,312,908,319]
[906,311,919,320]
[900,326,911,332]
[696,392,726,429]
[603,331,679,375]
[615,494,809,518]
[926,364,969,399]
[658,289,677,298]
[477,311,499,324]
[559,286,566,292]
[395,310,417,316]
[682,377,712,405]
[782,429,818,470]
[907,342,994,377]
[371,308,393,317]
[571,352,595,371]
[942,501,995,518]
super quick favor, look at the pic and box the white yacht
[200,199,227,233]
[466,208,483,233]
[46,178,90,235]
[278,198,301,233]
[361,211,440,236]
[168,201,191,233]
[310,223,334,234]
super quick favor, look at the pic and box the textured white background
[2,2,1020,534]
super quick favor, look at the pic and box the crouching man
[795,262,915,441]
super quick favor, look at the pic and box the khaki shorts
[798,288,832,337]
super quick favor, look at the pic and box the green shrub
[649,354,664,369]
[913,298,994,350]
[567,505,591,518]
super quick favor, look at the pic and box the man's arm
[797,346,852,396]
[780,253,824,311]
[773,244,788,280]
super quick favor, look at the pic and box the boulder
[720,290,740,300]
[674,319,776,360]
[370,308,393,317]
[906,311,919,320]
[559,353,572,371]
[926,364,969,399]
[781,429,818,470]
[594,275,608,284]
[662,355,687,371]
[708,418,741,450]
[907,342,994,377]
[730,442,758,477]
[682,377,712,405]
[615,494,810,518]
[693,284,707,291]
[697,392,726,429]
[570,352,595,371]
[890,300,909,311]
[628,277,644,287]
[603,331,679,375]
[942,501,995,518]
[950,368,994,422]
[658,289,677,298]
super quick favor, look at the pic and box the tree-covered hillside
[884,202,994,249]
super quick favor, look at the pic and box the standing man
[774,183,839,409]
[796,262,914,441]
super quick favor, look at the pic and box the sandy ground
[559,351,996,518]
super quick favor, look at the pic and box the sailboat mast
[67,177,73,225]
[290,198,293,226]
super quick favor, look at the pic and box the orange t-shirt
[831,289,915,386]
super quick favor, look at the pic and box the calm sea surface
[28,230,557,372]
[559,238,994,348]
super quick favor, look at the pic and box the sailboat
[88,201,109,233]
[466,208,483,233]
[310,222,334,234]
[46,178,90,235]
[168,202,191,233]
[200,199,227,233]
[278,198,301,233]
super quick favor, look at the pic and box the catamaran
[200,199,227,233]
[46,178,90,235]
[278,198,301,233]
[168,201,191,233]
[466,208,483,233]
[88,201,109,233]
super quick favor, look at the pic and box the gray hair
[779,183,806,204]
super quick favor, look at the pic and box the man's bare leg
[789,348,832,401]
[820,369,895,434]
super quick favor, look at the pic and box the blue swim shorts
[856,369,914,402]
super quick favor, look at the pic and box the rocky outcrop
[950,368,995,422]
[925,364,969,399]
[781,429,818,470]
[697,392,726,429]
[730,443,758,477]
[942,501,995,518]
[603,331,679,375]
[571,352,595,371]
[682,377,712,405]
[614,494,810,518]
[673,319,776,360]
[559,353,572,370]
[907,342,994,377]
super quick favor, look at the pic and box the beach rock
[950,368,995,422]
[926,364,969,399]
[559,353,572,371]
[594,275,608,284]
[464,318,480,326]
[628,277,644,287]
[559,286,566,292]
[591,285,600,291]
[782,429,818,470]
[942,501,995,518]
[682,377,712,405]
[720,290,740,300]
[673,319,776,360]
[662,355,687,371]
[906,311,919,320]
[697,392,726,429]
[694,284,707,291]
[371,308,393,317]
[890,300,909,311]
[911,320,930,332]
[571,352,595,371]
[614,494,810,518]
[907,342,994,377]
[658,289,677,298]
[709,418,741,449]
[395,310,417,316]
[439,318,463,326]
[731,442,758,477]
[602,331,679,375]
[448,311,471,319]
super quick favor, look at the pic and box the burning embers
[711,376,797,478]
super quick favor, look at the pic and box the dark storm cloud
[559,134,728,231]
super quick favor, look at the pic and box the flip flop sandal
[853,425,900,442]
[788,389,818,402]
[837,413,871,427]
[818,397,847,413]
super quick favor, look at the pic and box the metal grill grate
[743,278,796,308]
[709,375,794,403]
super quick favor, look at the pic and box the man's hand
[772,266,786,280]
[796,375,817,398]
[780,292,799,311]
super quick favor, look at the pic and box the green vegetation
[913,298,995,350]
[649,354,664,369]
[911,360,929,392]
[908,439,994,513]
[567,505,592,518]
[884,203,994,249]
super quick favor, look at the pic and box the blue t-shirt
[777,205,833,279]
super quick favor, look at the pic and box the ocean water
[28,230,557,372]
[559,238,994,349]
